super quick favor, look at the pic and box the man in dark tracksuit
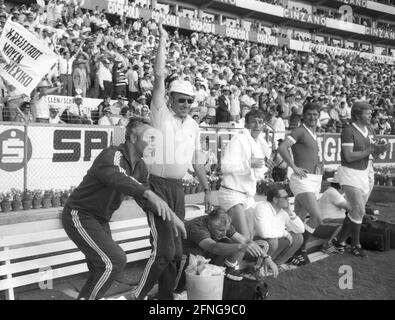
[62,117,185,300]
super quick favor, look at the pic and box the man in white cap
[31,80,61,123]
[133,22,211,300]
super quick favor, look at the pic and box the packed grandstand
[0,0,394,135]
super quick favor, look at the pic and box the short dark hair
[125,117,150,141]
[302,102,320,115]
[207,208,231,226]
[245,109,265,124]
[266,185,286,202]
[20,102,31,110]
[351,102,371,121]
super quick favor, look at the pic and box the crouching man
[254,185,305,271]
[175,208,278,292]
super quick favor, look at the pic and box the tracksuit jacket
[65,143,149,222]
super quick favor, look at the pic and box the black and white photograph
[0,0,395,305]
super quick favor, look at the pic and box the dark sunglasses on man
[178,98,194,104]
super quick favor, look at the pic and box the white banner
[26,125,115,190]
[46,95,121,114]
[0,124,115,192]
[0,19,58,95]
[289,39,395,65]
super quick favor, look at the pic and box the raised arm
[151,21,168,112]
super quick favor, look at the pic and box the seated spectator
[96,96,111,119]
[134,95,147,116]
[2,84,27,122]
[176,208,278,291]
[50,107,64,124]
[139,72,153,99]
[98,107,116,126]
[318,173,352,254]
[377,114,392,135]
[15,102,34,123]
[254,185,304,270]
[140,105,150,122]
[199,115,212,127]
[336,101,351,125]
[192,114,200,124]
[215,86,232,124]
[117,107,129,127]
[112,95,128,112]
[67,94,92,124]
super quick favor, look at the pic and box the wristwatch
[263,255,272,260]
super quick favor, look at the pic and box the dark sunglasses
[178,98,194,104]
[276,195,289,199]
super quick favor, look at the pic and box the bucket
[185,272,224,300]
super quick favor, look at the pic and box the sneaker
[351,245,368,257]
[279,264,298,273]
[332,238,346,254]
[290,250,310,266]
[321,239,344,254]
[225,267,243,281]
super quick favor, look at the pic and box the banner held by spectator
[0,18,57,95]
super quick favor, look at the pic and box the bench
[0,204,205,300]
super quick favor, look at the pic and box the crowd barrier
[1,122,395,193]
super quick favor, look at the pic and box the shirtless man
[278,102,323,265]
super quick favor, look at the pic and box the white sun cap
[169,80,195,97]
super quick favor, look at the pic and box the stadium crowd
[0,0,394,135]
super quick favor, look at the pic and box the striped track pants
[62,206,126,300]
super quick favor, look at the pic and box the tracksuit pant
[134,175,185,300]
[62,206,127,300]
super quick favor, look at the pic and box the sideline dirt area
[10,203,395,300]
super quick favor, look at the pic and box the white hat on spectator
[246,86,255,92]
[169,80,195,97]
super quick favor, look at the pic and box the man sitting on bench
[175,208,278,292]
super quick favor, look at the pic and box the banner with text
[81,0,279,46]
[0,19,58,95]
[283,9,327,26]
[3,123,395,192]
[289,39,395,65]
[0,124,116,192]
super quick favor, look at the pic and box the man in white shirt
[133,23,211,301]
[98,107,115,126]
[98,59,113,99]
[31,80,61,123]
[254,185,304,268]
[219,110,274,241]
[125,64,140,101]
[68,94,92,124]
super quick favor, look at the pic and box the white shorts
[218,187,255,212]
[289,173,322,198]
[338,165,369,196]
